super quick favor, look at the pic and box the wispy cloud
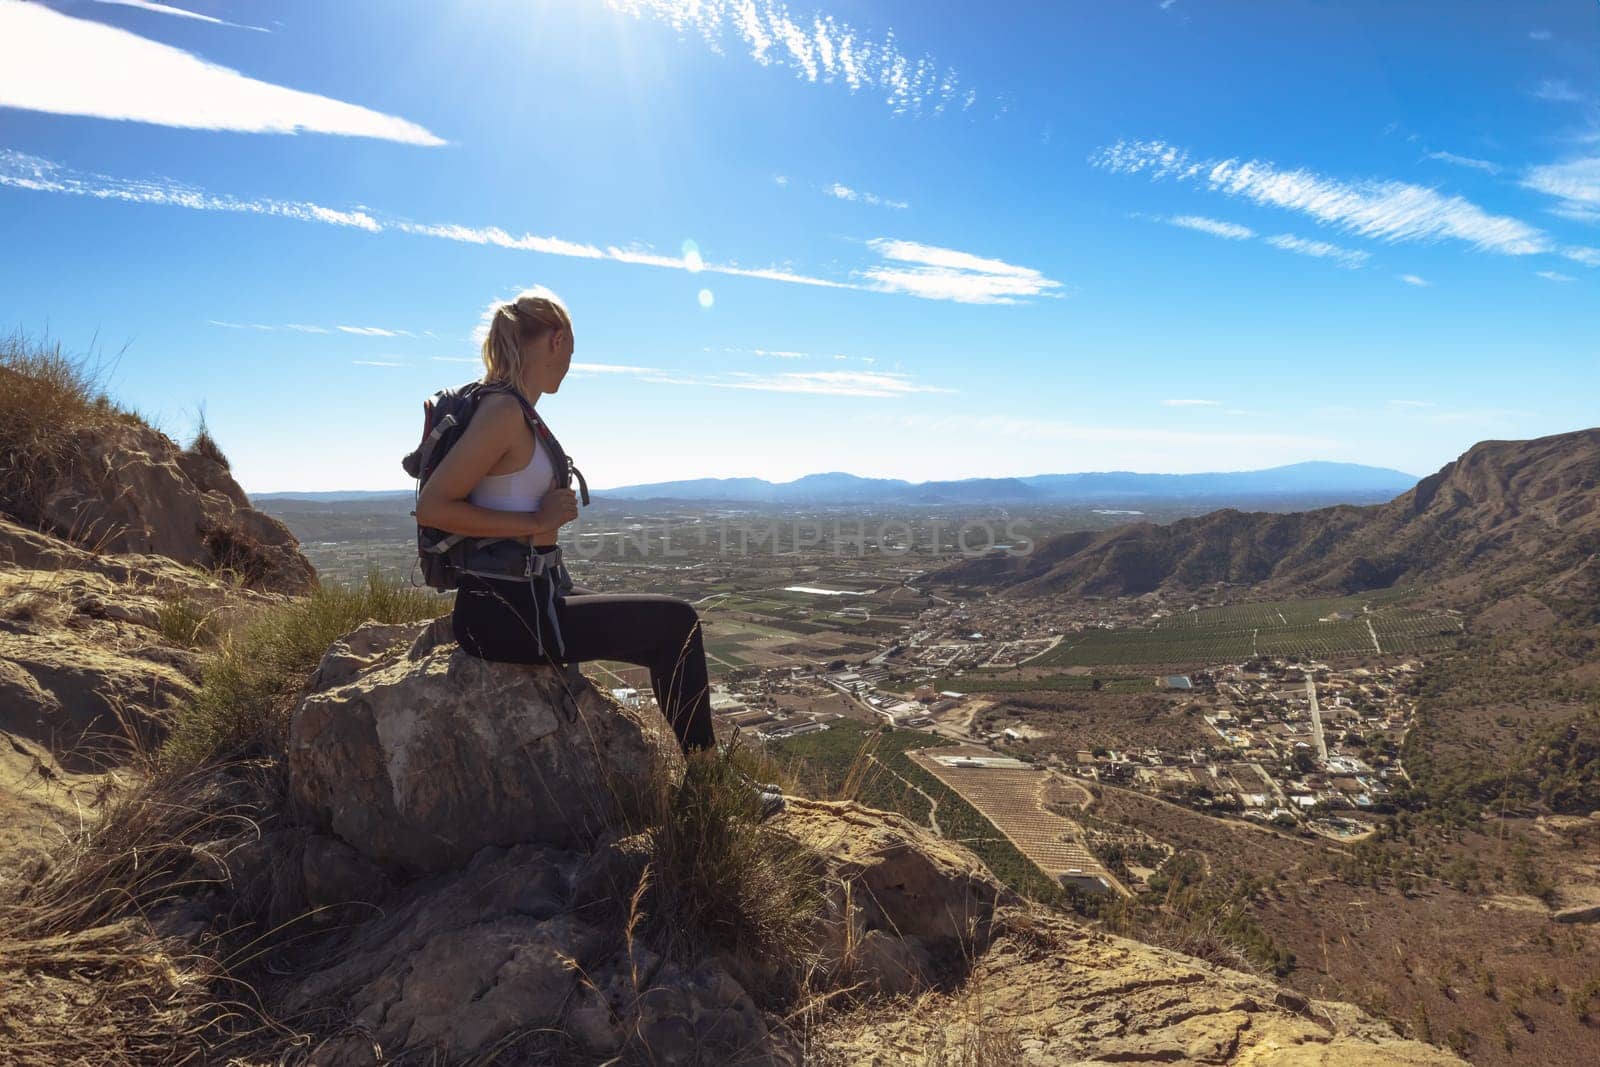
[0,3,441,144]
[209,319,426,336]
[1523,157,1600,223]
[571,362,663,375]
[1565,247,1600,267]
[1161,398,1221,407]
[637,368,951,398]
[1424,150,1500,175]
[1092,138,1550,256]
[858,238,1062,304]
[1163,214,1255,240]
[1397,273,1430,287]
[1528,29,1552,42]
[352,360,407,367]
[826,182,909,210]
[91,0,268,33]
[605,0,975,116]
[1535,270,1576,283]
[337,325,415,337]
[1264,233,1370,269]
[7,150,1055,306]
[1533,79,1587,104]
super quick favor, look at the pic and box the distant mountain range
[932,428,1600,602]
[594,462,1419,504]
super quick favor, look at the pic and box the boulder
[28,422,314,594]
[287,621,682,877]
[771,798,1009,995]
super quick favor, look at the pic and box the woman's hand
[535,487,579,532]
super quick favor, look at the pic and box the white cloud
[773,174,789,186]
[1264,233,1370,269]
[826,181,910,210]
[636,368,951,398]
[1161,398,1221,407]
[1533,79,1586,104]
[338,325,415,337]
[1093,138,1550,256]
[1398,273,1430,287]
[3,150,1055,307]
[1528,29,1552,42]
[1564,246,1600,267]
[1424,150,1500,175]
[1523,157,1600,223]
[0,2,442,144]
[213,320,424,336]
[1164,214,1255,240]
[570,362,662,375]
[1535,270,1576,283]
[858,238,1062,304]
[91,0,268,33]
[606,0,973,116]
[352,360,407,367]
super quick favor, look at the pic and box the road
[1305,673,1329,763]
[1365,617,1383,654]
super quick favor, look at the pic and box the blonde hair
[480,287,573,386]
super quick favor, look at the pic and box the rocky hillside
[933,428,1600,603]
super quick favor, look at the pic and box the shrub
[161,570,444,774]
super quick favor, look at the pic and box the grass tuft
[156,595,223,649]
[187,407,230,469]
[161,569,445,774]
[638,737,823,1002]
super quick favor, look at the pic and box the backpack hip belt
[459,543,574,661]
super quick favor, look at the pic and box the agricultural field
[1036,595,1462,668]
[767,720,1065,901]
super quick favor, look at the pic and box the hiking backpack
[401,381,589,591]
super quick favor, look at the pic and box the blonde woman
[416,289,739,769]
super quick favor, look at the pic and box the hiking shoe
[736,771,786,821]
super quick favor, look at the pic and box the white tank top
[469,437,556,513]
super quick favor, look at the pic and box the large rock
[814,907,1464,1065]
[28,422,314,594]
[287,621,682,877]
[772,798,1009,995]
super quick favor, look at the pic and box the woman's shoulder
[470,390,530,436]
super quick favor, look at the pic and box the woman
[414,289,727,763]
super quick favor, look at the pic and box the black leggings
[452,577,716,754]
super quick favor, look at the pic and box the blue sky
[1,0,1596,493]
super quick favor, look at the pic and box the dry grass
[0,331,142,524]
[155,595,224,649]
[162,569,445,774]
[633,738,825,1003]
[187,407,230,469]
[0,759,294,1065]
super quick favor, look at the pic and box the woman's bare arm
[414,395,568,539]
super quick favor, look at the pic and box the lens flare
[681,239,704,273]
[697,288,714,309]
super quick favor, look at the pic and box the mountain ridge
[930,427,1600,601]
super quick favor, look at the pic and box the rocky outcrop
[814,908,1462,1065]
[275,622,1462,1065]
[18,422,314,594]
[288,619,683,877]
[0,518,271,771]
